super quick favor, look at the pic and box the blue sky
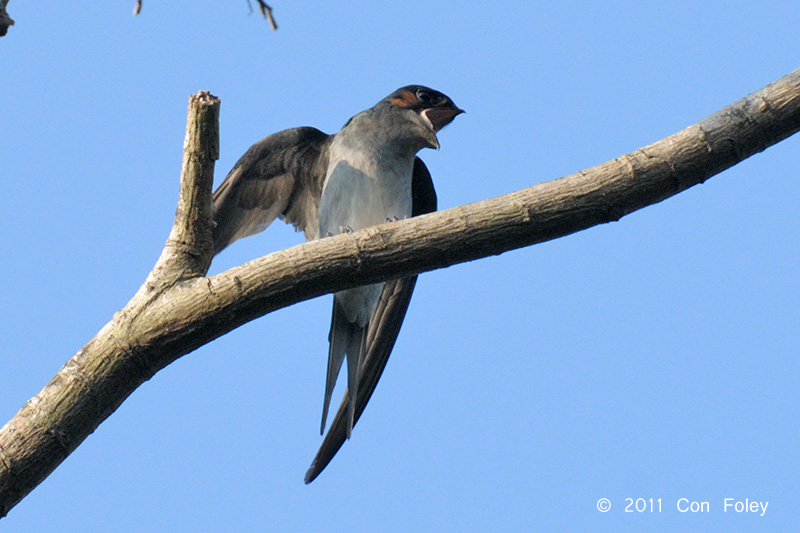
[2,2,799,531]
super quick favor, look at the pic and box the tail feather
[320,303,347,434]
[320,300,366,437]
[344,325,366,438]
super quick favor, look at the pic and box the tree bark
[1,69,799,517]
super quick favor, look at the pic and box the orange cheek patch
[391,90,418,108]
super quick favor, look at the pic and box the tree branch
[0,0,14,37]
[146,90,218,286]
[248,0,278,30]
[131,0,278,31]
[2,68,800,517]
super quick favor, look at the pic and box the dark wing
[304,157,438,483]
[212,127,331,254]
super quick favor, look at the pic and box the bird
[210,85,463,483]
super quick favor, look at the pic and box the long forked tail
[305,276,418,484]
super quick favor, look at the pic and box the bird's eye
[416,89,433,102]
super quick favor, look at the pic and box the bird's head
[382,85,464,150]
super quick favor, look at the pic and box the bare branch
[247,0,278,30]
[144,90,218,288]
[132,1,277,30]
[0,0,14,37]
[257,1,278,30]
[1,69,800,517]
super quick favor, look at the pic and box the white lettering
[677,498,709,512]
[723,498,768,516]
[724,498,734,512]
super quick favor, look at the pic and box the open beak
[423,106,465,133]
